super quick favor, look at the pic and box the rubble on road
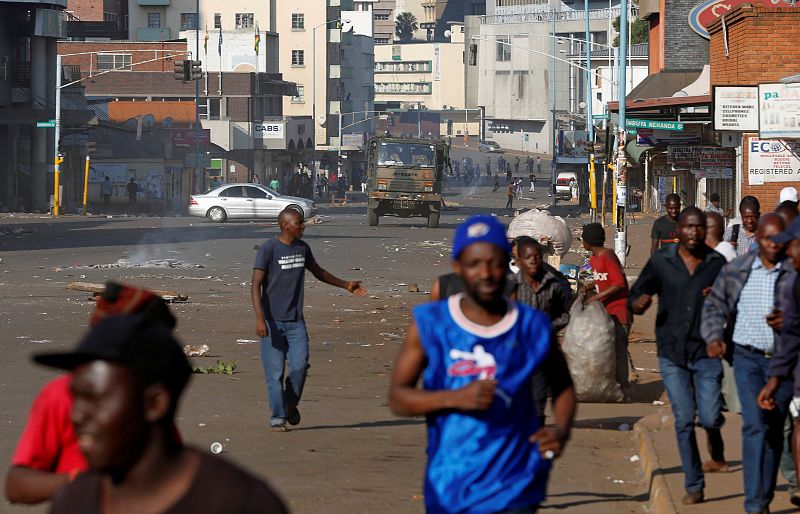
[184,344,210,357]
[78,258,204,269]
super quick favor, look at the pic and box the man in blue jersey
[389,215,577,514]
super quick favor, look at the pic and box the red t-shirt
[11,375,87,474]
[590,249,631,325]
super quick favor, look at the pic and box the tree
[612,16,648,47]
[395,12,418,42]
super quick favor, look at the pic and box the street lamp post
[615,0,629,265]
[551,5,557,207]
[585,0,596,221]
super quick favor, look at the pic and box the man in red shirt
[4,283,176,504]
[583,223,632,401]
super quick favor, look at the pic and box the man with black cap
[36,316,288,514]
[389,215,576,513]
[759,215,800,507]
[582,223,631,400]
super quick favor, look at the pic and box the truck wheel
[368,208,379,226]
[427,211,440,228]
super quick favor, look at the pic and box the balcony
[480,6,637,25]
[136,27,171,40]
[137,0,170,5]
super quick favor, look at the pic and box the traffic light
[191,60,203,80]
[85,141,96,156]
[173,60,191,81]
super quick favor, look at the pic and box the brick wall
[67,0,103,21]
[59,42,188,76]
[663,0,709,70]
[709,6,800,210]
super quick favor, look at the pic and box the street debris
[236,339,258,344]
[629,455,640,462]
[78,258,204,269]
[192,360,237,375]
[617,423,631,432]
[407,283,420,293]
[184,344,210,357]
[67,282,189,302]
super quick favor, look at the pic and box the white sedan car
[189,184,316,222]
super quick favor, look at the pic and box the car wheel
[208,206,227,223]
[286,204,304,218]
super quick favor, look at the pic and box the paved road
[0,186,650,513]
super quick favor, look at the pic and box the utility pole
[585,0,596,221]
[550,5,557,207]
[194,0,201,193]
[615,0,629,265]
[53,54,62,217]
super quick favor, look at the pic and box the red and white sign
[688,0,799,39]
[171,129,210,146]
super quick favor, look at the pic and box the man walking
[506,181,515,211]
[126,178,139,205]
[704,213,793,514]
[492,172,500,193]
[251,207,366,431]
[486,156,491,176]
[514,156,520,177]
[650,193,681,255]
[583,223,632,400]
[630,207,728,505]
[725,196,761,256]
[100,176,112,211]
[389,215,576,514]
[536,155,542,174]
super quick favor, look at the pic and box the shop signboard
[747,137,800,184]
[713,86,759,131]
[636,124,703,146]
[689,0,799,39]
[252,122,285,139]
[759,83,800,139]
[668,145,735,173]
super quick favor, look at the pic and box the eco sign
[747,138,800,184]
[252,122,284,139]
[688,0,799,39]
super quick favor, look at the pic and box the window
[496,36,510,61]
[375,37,390,44]
[235,12,254,29]
[220,186,244,198]
[374,82,432,94]
[374,13,390,21]
[213,13,221,29]
[291,13,304,30]
[245,186,268,199]
[147,12,161,28]
[291,49,304,67]
[96,53,132,71]
[375,60,432,73]
[292,85,305,104]
[180,13,197,30]
[468,43,477,66]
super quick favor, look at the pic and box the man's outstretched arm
[530,345,577,459]
[307,261,367,296]
[389,321,496,417]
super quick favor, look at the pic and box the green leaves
[192,360,238,375]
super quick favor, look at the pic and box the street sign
[36,120,55,128]
[592,114,610,120]
[626,119,684,131]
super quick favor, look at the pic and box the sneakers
[270,424,288,433]
[681,491,705,505]
[287,404,301,426]
[701,460,731,473]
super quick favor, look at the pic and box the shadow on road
[544,490,649,510]
[291,418,425,431]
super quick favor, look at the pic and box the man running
[650,193,681,255]
[389,215,576,513]
[252,208,366,431]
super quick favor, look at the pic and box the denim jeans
[658,356,725,494]
[260,320,310,427]
[733,345,793,512]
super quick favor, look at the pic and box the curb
[634,412,678,514]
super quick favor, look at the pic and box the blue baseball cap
[452,215,511,259]
[772,216,800,245]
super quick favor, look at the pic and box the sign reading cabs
[252,122,284,139]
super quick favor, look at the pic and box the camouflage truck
[366,136,448,228]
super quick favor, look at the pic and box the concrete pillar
[30,35,48,212]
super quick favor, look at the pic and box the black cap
[34,315,191,396]
[772,216,800,245]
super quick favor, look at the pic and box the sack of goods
[563,300,625,403]
[507,209,572,257]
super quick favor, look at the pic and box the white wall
[184,30,278,73]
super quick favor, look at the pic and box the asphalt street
[0,184,654,513]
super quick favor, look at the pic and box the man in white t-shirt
[707,212,737,263]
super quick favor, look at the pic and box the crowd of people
[11,180,800,513]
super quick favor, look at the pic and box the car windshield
[378,142,435,167]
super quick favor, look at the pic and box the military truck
[365,136,448,228]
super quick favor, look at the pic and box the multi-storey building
[465,0,628,154]
[0,0,67,212]
[65,0,127,39]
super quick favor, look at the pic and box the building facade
[0,0,67,212]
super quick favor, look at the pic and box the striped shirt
[733,258,782,352]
